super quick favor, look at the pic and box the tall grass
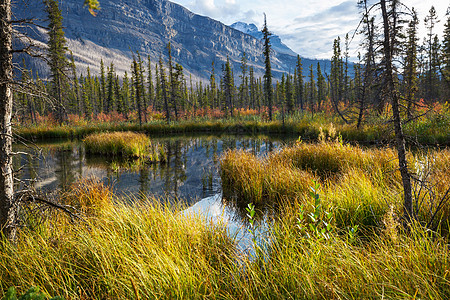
[242,215,450,299]
[221,138,450,231]
[83,131,150,158]
[0,180,238,299]
[1,177,449,299]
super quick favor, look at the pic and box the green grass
[16,110,450,146]
[1,177,449,299]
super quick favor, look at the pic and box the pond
[14,134,297,252]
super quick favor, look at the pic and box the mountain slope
[230,22,297,56]
[14,0,331,81]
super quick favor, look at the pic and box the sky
[170,0,449,61]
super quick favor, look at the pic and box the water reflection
[183,193,273,255]
[14,135,296,205]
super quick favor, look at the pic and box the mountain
[230,22,297,56]
[14,0,331,81]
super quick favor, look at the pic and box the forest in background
[14,0,449,129]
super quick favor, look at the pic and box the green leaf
[4,287,17,300]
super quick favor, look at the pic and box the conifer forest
[0,0,450,298]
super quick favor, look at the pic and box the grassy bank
[221,136,450,232]
[16,109,450,146]
[1,177,449,299]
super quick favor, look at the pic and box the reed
[83,131,151,158]
[0,181,237,299]
[1,177,449,299]
[221,139,450,232]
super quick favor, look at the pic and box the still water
[15,134,295,202]
[14,134,296,251]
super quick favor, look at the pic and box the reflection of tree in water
[54,145,78,191]
[159,140,187,199]
[26,153,39,189]
[77,144,84,179]
[267,140,274,153]
[222,136,238,152]
[16,135,295,202]
[12,153,39,190]
[138,165,150,199]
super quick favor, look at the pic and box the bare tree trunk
[0,0,17,241]
[381,0,414,222]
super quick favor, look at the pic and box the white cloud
[186,0,240,19]
[172,0,450,61]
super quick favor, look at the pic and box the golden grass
[221,149,316,203]
[0,181,237,299]
[83,131,151,158]
[62,177,113,216]
[1,176,450,299]
[221,139,450,232]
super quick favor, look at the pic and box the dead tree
[380,0,414,222]
[0,0,16,241]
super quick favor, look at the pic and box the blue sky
[170,0,449,61]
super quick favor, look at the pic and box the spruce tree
[167,43,179,120]
[159,56,170,123]
[122,71,131,118]
[404,9,419,117]
[424,6,440,101]
[223,57,234,117]
[262,14,273,120]
[84,67,93,118]
[442,11,450,96]
[239,52,248,108]
[295,55,304,110]
[210,61,217,109]
[132,58,143,126]
[100,58,106,112]
[316,63,326,111]
[106,62,115,113]
[114,75,122,115]
[137,52,147,122]
[330,37,342,106]
[249,67,256,110]
[286,74,294,114]
[44,0,70,123]
[357,0,376,128]
[155,63,161,111]
[147,55,154,109]
[173,63,184,119]
[308,64,316,114]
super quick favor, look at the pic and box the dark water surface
[14,134,296,205]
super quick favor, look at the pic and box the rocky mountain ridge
[15,0,331,81]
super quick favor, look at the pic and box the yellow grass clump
[83,131,151,158]
[221,139,450,231]
[1,172,450,299]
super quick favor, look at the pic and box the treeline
[14,1,450,126]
